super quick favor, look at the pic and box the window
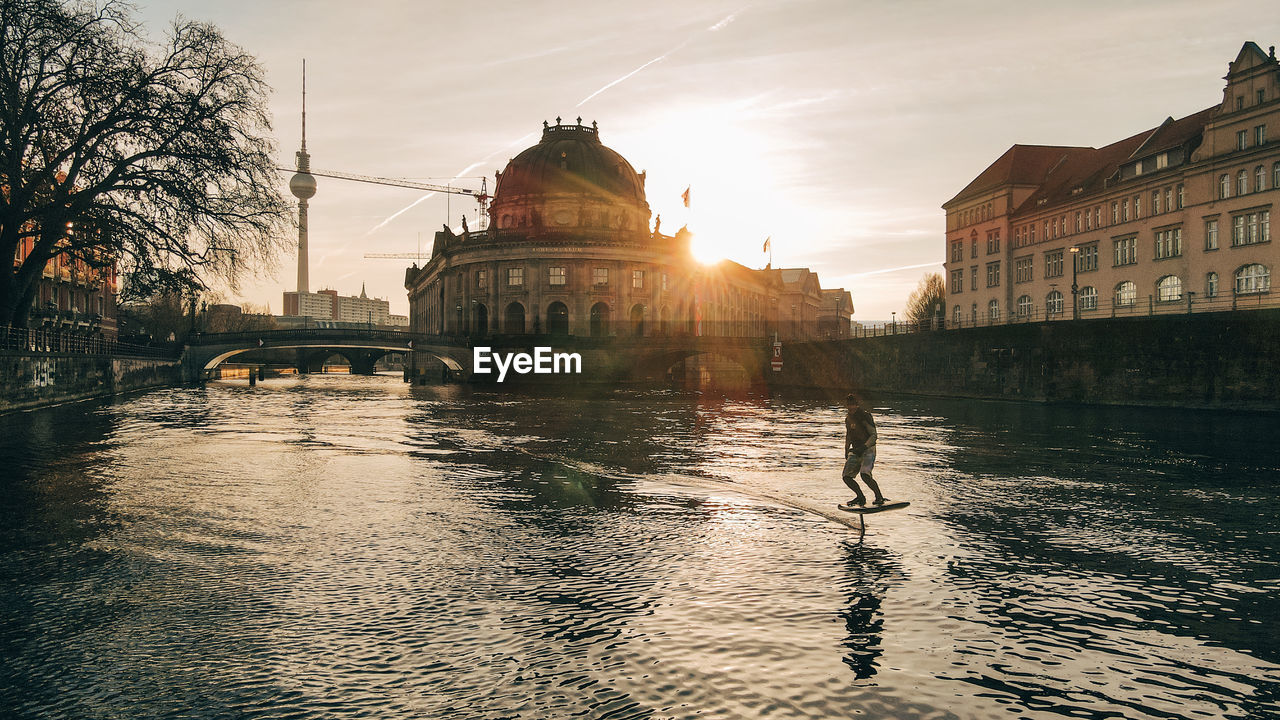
[549,266,566,286]
[953,306,962,325]
[1256,125,1267,146]
[1156,275,1183,302]
[1206,272,1219,298]
[1114,236,1138,266]
[1115,281,1137,307]
[1086,210,1093,230]
[632,269,644,289]
[971,239,978,259]
[1044,249,1064,278]
[593,267,609,285]
[1030,225,1036,243]
[1156,152,1169,169]
[1238,169,1248,196]
[971,303,977,322]
[1046,291,1063,316]
[951,240,964,262]
[1237,130,1249,151]
[986,261,1001,288]
[1152,190,1161,215]
[1259,89,1267,105]
[1016,295,1032,317]
[1232,211,1270,246]
[662,273,669,292]
[1155,228,1182,259]
[477,269,487,289]
[1080,286,1098,311]
[1122,199,1130,222]
[1257,166,1266,192]
[1075,212,1082,233]
[1094,207,1101,228]
[1134,196,1142,219]
[1014,256,1033,284]
[950,269,964,293]
[970,267,978,291]
[1078,243,1098,271]
[1274,162,1280,190]
[1235,264,1270,294]
[1111,201,1119,224]
[988,300,1000,321]
[1220,174,1230,199]
[1206,219,1219,250]
[1176,185,1184,209]
[507,267,524,286]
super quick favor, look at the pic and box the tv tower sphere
[290,171,316,199]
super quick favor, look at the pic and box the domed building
[404,119,851,373]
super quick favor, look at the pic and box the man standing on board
[842,393,885,507]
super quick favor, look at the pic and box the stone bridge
[183,329,775,384]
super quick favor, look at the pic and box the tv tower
[289,59,317,294]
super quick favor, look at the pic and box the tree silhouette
[905,272,946,329]
[0,0,289,328]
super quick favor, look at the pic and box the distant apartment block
[283,284,393,326]
[944,41,1279,326]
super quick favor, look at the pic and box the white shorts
[842,446,876,477]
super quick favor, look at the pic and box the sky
[136,0,1280,321]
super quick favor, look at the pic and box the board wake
[837,500,910,514]
[512,446,868,530]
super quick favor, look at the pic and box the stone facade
[945,42,1279,326]
[406,120,851,342]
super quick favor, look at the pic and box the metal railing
[0,326,180,359]
[925,290,1279,332]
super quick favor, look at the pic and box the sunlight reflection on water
[0,375,1277,719]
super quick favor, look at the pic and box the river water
[1,375,1277,719]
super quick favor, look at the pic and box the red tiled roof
[1015,107,1215,213]
[944,145,1083,208]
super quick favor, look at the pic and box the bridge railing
[1,326,180,359]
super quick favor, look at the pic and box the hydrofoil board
[837,500,910,514]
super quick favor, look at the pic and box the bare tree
[0,0,290,328]
[905,272,946,329]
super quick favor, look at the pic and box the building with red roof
[944,42,1279,325]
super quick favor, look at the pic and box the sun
[618,104,784,267]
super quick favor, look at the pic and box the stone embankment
[772,309,1280,411]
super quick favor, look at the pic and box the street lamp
[891,311,896,334]
[1068,246,1080,320]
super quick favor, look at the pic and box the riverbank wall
[0,352,183,414]
[773,309,1280,411]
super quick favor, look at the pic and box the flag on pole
[762,236,771,253]
[681,186,691,208]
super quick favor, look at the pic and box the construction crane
[276,167,489,223]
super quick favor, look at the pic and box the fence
[941,290,1278,331]
[0,326,180,359]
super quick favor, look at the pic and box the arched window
[473,303,488,336]
[1156,275,1182,302]
[1016,295,1033,317]
[1257,166,1267,192]
[1080,286,1097,311]
[970,303,977,323]
[1274,162,1280,191]
[547,301,569,335]
[590,302,611,337]
[1115,281,1137,307]
[1046,290,1063,316]
[504,302,525,333]
[1235,264,1271,294]
[629,304,646,336]
[1220,174,1230,199]
[1237,169,1248,195]
[988,299,1000,321]
[1206,272,1219,298]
